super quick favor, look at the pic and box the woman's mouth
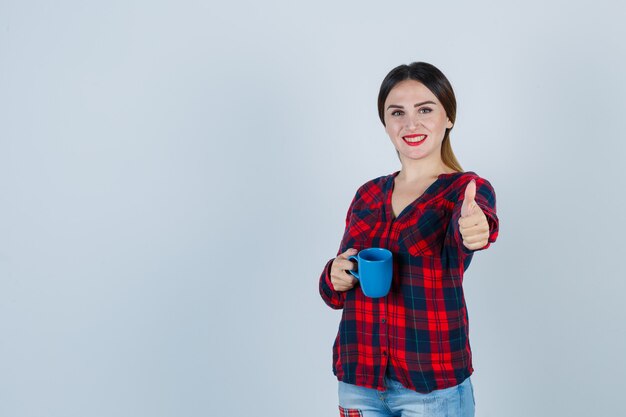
[402,134,427,146]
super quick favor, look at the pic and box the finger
[462,232,490,244]
[459,225,490,240]
[462,238,488,250]
[330,264,356,283]
[333,258,356,272]
[334,274,357,285]
[459,214,488,230]
[458,208,486,228]
[331,274,357,291]
[460,179,477,218]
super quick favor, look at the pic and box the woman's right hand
[330,248,359,292]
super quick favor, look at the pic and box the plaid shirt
[319,171,499,393]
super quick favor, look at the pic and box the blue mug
[348,248,393,298]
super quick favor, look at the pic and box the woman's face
[383,79,453,163]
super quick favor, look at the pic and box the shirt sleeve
[448,174,499,257]
[319,189,361,310]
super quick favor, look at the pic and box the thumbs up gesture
[458,179,490,250]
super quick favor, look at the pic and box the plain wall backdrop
[1,0,625,416]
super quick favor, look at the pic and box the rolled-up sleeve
[319,257,344,309]
[319,189,361,310]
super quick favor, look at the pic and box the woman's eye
[418,107,433,114]
[391,110,404,116]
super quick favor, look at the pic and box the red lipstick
[402,134,427,147]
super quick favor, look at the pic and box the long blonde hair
[441,136,463,172]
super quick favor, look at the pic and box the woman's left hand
[458,179,490,250]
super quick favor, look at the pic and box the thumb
[339,248,358,259]
[461,179,477,218]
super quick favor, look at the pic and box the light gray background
[1,1,625,416]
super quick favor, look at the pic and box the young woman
[319,62,499,417]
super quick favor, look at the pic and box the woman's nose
[405,115,421,129]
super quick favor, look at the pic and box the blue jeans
[338,375,475,417]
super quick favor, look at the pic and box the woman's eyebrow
[387,100,437,110]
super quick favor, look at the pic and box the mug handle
[347,255,359,280]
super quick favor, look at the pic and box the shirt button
[382,318,386,323]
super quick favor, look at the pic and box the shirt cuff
[319,257,345,309]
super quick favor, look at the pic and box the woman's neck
[396,158,453,183]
